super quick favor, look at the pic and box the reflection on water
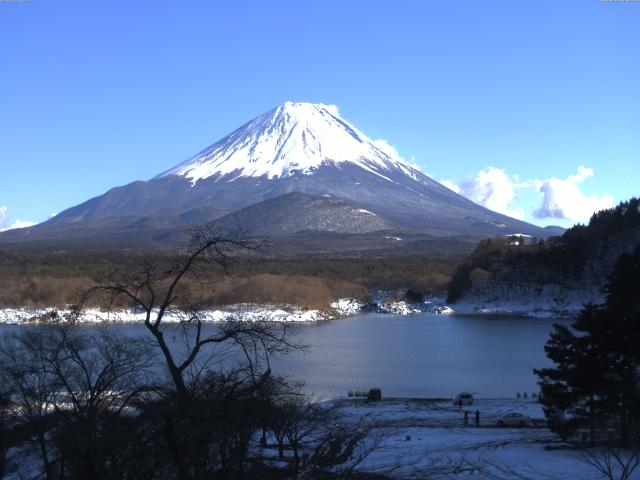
[0,313,566,400]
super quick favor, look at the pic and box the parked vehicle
[367,388,382,402]
[453,392,474,406]
[496,411,530,427]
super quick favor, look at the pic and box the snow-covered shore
[0,296,458,325]
[448,300,582,319]
[331,293,590,320]
[450,282,603,319]
[330,295,454,317]
[0,305,328,325]
[0,284,594,325]
[330,298,423,316]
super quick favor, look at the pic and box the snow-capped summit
[158,101,420,184]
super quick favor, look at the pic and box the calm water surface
[0,313,565,400]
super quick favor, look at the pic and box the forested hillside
[447,198,640,304]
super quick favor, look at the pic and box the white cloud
[372,138,422,172]
[372,138,402,159]
[533,166,614,223]
[0,206,37,231]
[445,167,525,220]
[440,179,461,193]
[6,220,36,230]
[442,164,614,225]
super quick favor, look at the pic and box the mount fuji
[0,102,555,252]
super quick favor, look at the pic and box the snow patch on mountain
[355,208,376,216]
[158,102,422,185]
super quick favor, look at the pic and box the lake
[0,312,565,400]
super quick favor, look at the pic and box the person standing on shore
[475,409,480,427]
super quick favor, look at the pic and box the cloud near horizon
[442,165,614,224]
[441,167,525,220]
[533,166,614,223]
[5,219,37,230]
[0,205,37,232]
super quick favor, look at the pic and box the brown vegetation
[0,250,456,309]
[201,274,368,309]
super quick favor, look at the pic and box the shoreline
[0,304,331,325]
[0,303,577,325]
[0,291,585,325]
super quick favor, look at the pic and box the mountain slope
[211,192,399,236]
[1,101,552,250]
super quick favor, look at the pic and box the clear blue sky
[1,0,638,229]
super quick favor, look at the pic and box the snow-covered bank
[0,305,328,325]
[330,294,454,317]
[330,289,593,319]
[329,299,430,316]
[331,281,605,320]
[450,281,604,319]
[1,283,594,325]
[2,295,449,325]
[329,298,363,316]
[449,300,581,319]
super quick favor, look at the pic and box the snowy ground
[320,397,637,479]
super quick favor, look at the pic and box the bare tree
[73,227,308,479]
[0,324,153,480]
[0,384,12,478]
[263,392,324,474]
[264,396,393,480]
[302,417,393,480]
[284,401,325,476]
[2,226,397,479]
[1,329,63,479]
[81,226,296,398]
[478,459,562,480]
[582,446,640,480]
[46,326,153,478]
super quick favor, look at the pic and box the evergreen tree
[535,244,640,446]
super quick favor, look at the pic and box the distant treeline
[0,252,456,309]
[447,197,640,303]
